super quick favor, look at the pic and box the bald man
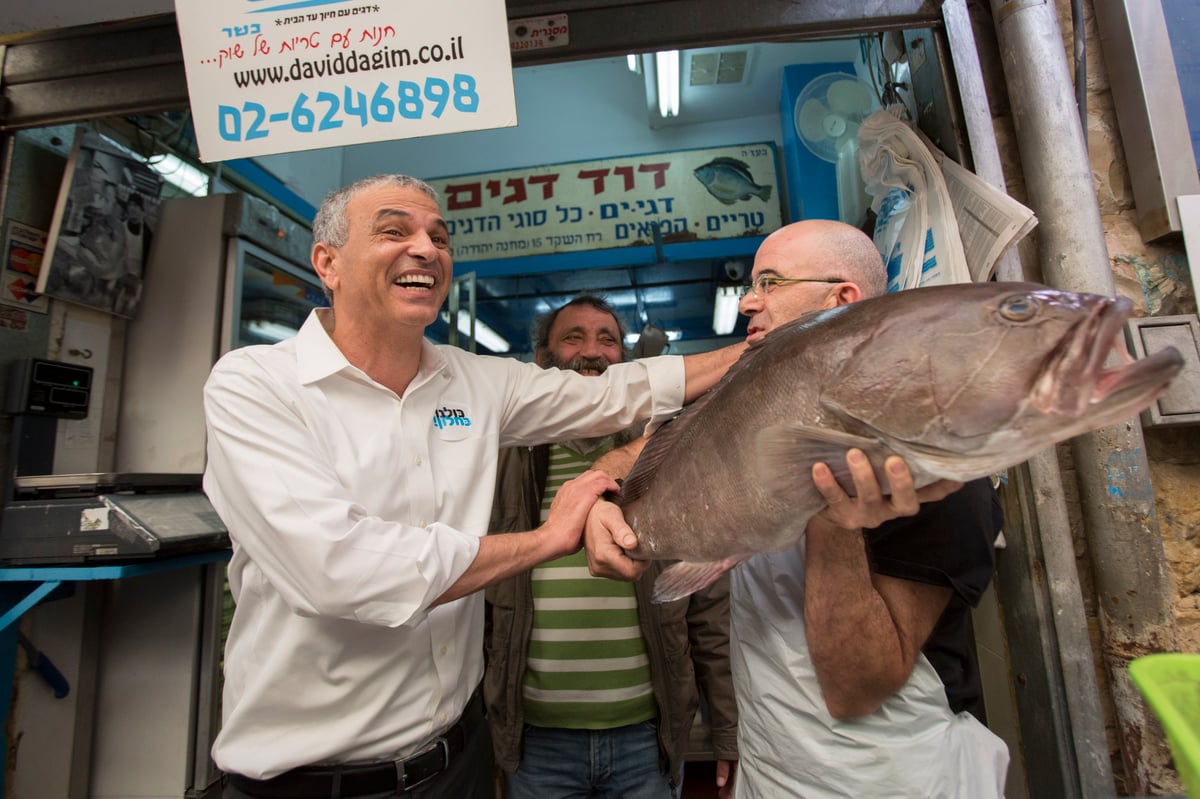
[587,220,1009,798]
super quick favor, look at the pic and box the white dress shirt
[730,542,1009,798]
[204,309,685,779]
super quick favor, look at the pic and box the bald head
[758,220,887,299]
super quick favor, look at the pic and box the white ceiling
[639,40,863,129]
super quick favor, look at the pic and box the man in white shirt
[203,174,742,799]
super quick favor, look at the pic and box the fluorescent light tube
[712,285,741,335]
[624,329,682,347]
[109,139,210,196]
[441,310,511,353]
[147,153,210,196]
[656,50,680,118]
[245,319,299,342]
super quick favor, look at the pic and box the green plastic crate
[1129,653,1200,798]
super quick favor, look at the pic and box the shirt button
[439,645,448,656]
[415,456,422,466]
[438,712,447,724]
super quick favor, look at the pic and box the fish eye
[999,294,1039,321]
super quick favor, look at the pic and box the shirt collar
[295,308,449,388]
[295,308,350,385]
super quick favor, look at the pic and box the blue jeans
[506,721,674,799]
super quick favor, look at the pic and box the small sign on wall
[174,0,519,162]
[1,220,49,314]
[508,14,570,52]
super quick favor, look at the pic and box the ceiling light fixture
[245,319,300,343]
[712,285,741,335]
[656,50,680,118]
[627,54,642,74]
[110,139,211,196]
[441,310,511,353]
[624,328,682,347]
[147,153,211,196]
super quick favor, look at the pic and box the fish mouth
[1035,295,1183,419]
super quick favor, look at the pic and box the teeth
[395,274,434,288]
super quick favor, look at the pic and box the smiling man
[484,295,738,799]
[202,175,744,799]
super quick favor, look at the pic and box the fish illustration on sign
[693,157,774,205]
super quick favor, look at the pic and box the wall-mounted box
[1125,315,1200,427]
[1094,0,1200,241]
[4,358,93,419]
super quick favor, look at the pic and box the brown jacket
[483,443,738,788]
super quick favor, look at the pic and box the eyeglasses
[741,274,845,300]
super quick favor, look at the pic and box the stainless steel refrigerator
[118,191,322,475]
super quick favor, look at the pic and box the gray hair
[311,175,439,304]
[532,294,627,361]
[312,175,439,247]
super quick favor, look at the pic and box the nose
[408,229,439,261]
[579,335,605,357]
[738,290,761,316]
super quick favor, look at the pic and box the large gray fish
[614,282,1184,602]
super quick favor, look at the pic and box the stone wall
[974,0,1198,792]
[1056,0,1199,792]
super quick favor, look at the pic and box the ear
[312,242,338,295]
[830,282,863,307]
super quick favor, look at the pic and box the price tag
[508,14,570,52]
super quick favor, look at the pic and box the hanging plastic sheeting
[858,109,1037,291]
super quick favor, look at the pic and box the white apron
[730,543,1009,799]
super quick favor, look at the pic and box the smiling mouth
[394,274,435,291]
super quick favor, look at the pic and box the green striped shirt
[523,441,656,729]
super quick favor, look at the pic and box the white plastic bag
[858,111,971,291]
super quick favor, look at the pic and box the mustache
[560,355,610,374]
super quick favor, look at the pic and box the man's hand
[434,470,617,607]
[716,759,737,799]
[537,470,620,560]
[583,499,650,581]
[812,449,961,531]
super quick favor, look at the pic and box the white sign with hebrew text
[174,0,518,162]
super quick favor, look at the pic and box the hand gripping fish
[612,282,1184,602]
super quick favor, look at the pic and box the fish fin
[621,357,750,503]
[755,424,894,500]
[651,557,742,603]
[717,196,737,205]
[620,418,684,504]
[707,156,754,174]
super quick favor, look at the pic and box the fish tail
[757,185,773,202]
[651,557,742,603]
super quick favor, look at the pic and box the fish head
[819,282,1184,478]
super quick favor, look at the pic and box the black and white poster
[37,130,164,317]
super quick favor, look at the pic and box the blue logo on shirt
[433,406,473,429]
